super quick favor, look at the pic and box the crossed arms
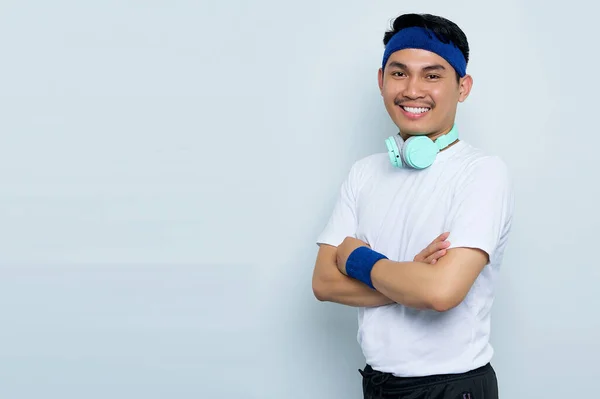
[312,157,511,312]
[312,236,489,312]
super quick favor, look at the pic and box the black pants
[361,363,498,399]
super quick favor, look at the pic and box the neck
[399,125,459,151]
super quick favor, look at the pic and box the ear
[378,68,384,95]
[458,74,473,102]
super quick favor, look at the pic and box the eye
[391,71,406,77]
[426,74,441,80]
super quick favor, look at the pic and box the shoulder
[454,142,512,184]
[451,145,515,216]
[346,152,390,180]
[353,152,389,169]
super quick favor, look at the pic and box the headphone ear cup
[385,136,404,168]
[402,136,439,169]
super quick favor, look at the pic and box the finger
[435,240,451,251]
[414,248,430,262]
[425,249,447,264]
[434,232,450,242]
[424,233,450,253]
[416,248,433,262]
[416,240,450,263]
[423,240,450,260]
[431,239,451,253]
[427,254,441,264]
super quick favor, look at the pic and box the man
[312,13,514,399]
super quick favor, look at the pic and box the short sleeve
[316,161,363,247]
[446,156,515,261]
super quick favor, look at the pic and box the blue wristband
[346,246,388,289]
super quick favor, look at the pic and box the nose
[402,76,424,99]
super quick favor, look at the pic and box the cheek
[382,79,400,94]
[430,86,460,107]
[382,86,399,104]
[429,88,444,101]
[381,92,396,109]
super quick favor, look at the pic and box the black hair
[383,13,470,81]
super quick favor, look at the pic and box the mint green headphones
[384,125,459,169]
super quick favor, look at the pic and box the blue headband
[382,26,467,77]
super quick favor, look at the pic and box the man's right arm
[312,244,394,307]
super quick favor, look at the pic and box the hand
[413,232,451,264]
[336,236,370,275]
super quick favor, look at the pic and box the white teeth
[402,106,430,114]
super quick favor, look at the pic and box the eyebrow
[388,61,446,72]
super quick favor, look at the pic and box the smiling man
[312,13,514,399]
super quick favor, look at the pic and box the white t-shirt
[316,139,514,377]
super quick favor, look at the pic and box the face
[378,48,473,140]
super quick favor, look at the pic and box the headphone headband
[434,125,458,151]
[385,125,459,170]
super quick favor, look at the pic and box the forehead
[386,48,452,70]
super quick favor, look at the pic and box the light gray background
[0,1,597,398]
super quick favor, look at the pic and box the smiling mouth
[400,106,431,115]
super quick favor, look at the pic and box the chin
[403,131,429,137]
[396,122,431,137]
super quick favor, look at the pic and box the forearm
[370,259,445,311]
[314,269,395,307]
